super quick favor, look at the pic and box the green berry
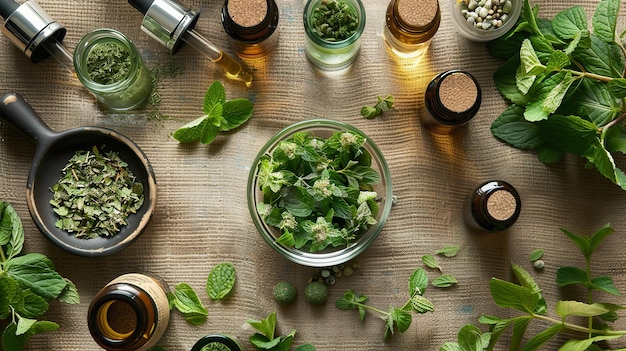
[273,281,297,306]
[304,281,328,305]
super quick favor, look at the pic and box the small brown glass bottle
[88,273,170,351]
[221,0,279,58]
[419,70,481,134]
[383,0,440,58]
[468,180,521,232]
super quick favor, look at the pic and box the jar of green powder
[74,29,153,110]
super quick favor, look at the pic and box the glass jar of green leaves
[73,29,153,110]
[303,0,366,71]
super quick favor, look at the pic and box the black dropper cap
[0,0,20,19]
[127,0,152,15]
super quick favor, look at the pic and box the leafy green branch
[0,202,80,351]
[336,268,435,339]
[441,224,626,351]
[488,0,626,190]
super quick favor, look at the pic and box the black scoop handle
[128,0,154,15]
[0,93,56,148]
[0,0,19,20]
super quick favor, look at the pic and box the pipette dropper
[0,0,75,73]
[128,0,252,87]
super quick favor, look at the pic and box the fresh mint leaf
[16,316,36,336]
[590,276,621,296]
[522,324,564,350]
[220,98,254,131]
[410,294,434,313]
[435,246,461,258]
[572,36,624,78]
[607,78,626,98]
[247,311,276,340]
[0,202,23,260]
[203,81,226,113]
[529,249,544,262]
[559,78,621,127]
[606,125,626,153]
[360,95,395,119]
[5,253,67,301]
[525,72,577,122]
[421,255,441,271]
[490,278,539,313]
[408,268,429,296]
[389,307,412,334]
[538,114,597,154]
[206,262,236,300]
[556,301,609,318]
[247,311,298,351]
[592,0,619,43]
[432,275,458,288]
[584,141,620,186]
[457,324,485,351]
[551,6,588,40]
[545,51,570,72]
[495,58,530,106]
[56,279,80,304]
[519,39,545,78]
[172,115,212,143]
[16,290,49,318]
[168,283,208,325]
[556,266,587,287]
[491,105,543,149]
[294,344,316,351]
[175,81,254,144]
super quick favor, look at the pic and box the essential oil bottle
[467,180,521,232]
[419,70,481,134]
[88,273,170,351]
[383,0,440,58]
[221,0,279,58]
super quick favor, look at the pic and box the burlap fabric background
[1,0,626,350]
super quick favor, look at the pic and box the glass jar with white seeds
[450,0,521,42]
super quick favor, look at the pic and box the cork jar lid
[227,0,268,27]
[438,72,479,113]
[396,0,439,29]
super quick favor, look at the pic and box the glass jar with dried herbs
[73,29,153,110]
[303,0,366,70]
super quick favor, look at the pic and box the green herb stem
[599,111,626,132]
[531,313,626,336]
[566,68,614,83]
[350,301,390,317]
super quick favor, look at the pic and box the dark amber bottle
[468,180,521,232]
[221,0,279,58]
[88,273,170,351]
[419,70,482,134]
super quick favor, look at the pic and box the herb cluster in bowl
[248,119,392,266]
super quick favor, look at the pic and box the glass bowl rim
[247,119,393,267]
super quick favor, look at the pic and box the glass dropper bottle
[0,0,74,71]
[127,0,253,87]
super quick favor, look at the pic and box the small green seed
[273,281,297,306]
[304,281,328,305]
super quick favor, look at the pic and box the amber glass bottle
[88,273,170,351]
[419,70,481,134]
[384,0,440,58]
[468,180,521,232]
[221,0,279,58]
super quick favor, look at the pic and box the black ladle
[0,93,157,256]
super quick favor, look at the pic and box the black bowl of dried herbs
[0,93,156,256]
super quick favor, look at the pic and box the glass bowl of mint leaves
[247,119,393,267]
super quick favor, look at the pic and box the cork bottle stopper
[486,190,517,221]
[228,0,268,27]
[397,0,439,29]
[438,72,478,113]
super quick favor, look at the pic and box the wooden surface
[1,0,626,350]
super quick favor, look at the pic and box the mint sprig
[173,81,254,144]
[361,95,395,119]
[488,0,626,190]
[442,224,626,350]
[0,202,80,351]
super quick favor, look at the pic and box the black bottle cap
[0,0,20,19]
[127,0,153,15]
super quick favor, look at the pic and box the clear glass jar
[450,0,522,42]
[88,273,170,351]
[303,0,366,71]
[191,335,246,351]
[383,0,440,58]
[467,180,521,232]
[221,0,279,58]
[74,29,154,110]
[419,70,481,134]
